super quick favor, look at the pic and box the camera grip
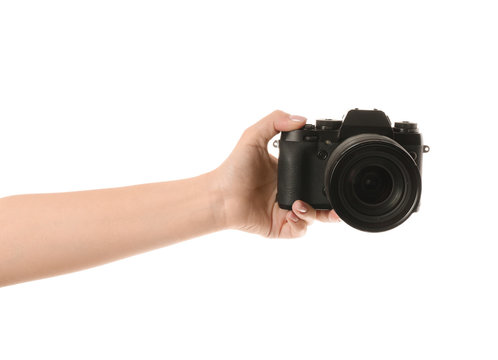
[277,140,311,209]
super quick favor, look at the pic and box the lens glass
[352,165,393,205]
[324,134,422,232]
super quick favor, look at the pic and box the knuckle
[241,126,256,140]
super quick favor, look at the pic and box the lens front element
[352,165,393,205]
[324,134,421,232]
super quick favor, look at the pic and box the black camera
[277,109,429,232]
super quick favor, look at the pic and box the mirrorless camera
[277,109,429,232]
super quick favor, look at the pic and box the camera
[277,109,429,232]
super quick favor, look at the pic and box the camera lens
[352,165,393,205]
[324,134,421,232]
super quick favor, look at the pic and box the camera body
[277,109,428,232]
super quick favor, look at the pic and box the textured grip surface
[277,138,331,210]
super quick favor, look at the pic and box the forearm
[0,171,225,286]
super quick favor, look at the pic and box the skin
[0,110,339,287]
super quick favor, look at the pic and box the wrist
[203,169,229,231]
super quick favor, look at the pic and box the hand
[214,110,340,238]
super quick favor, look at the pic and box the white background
[1,0,497,359]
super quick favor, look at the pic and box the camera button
[317,150,328,160]
[304,135,318,142]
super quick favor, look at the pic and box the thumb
[244,110,307,146]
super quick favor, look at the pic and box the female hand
[0,110,340,286]
[214,110,340,238]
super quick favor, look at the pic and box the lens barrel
[324,134,421,232]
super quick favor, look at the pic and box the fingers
[292,200,341,224]
[291,200,316,226]
[281,201,340,238]
[317,209,341,223]
[242,110,307,146]
[329,210,341,222]
[284,201,316,238]
[286,210,307,237]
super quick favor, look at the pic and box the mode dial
[394,121,418,133]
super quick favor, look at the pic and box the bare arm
[0,111,339,287]
[0,173,224,286]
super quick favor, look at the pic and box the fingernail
[289,212,299,222]
[290,115,307,122]
[296,202,308,213]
